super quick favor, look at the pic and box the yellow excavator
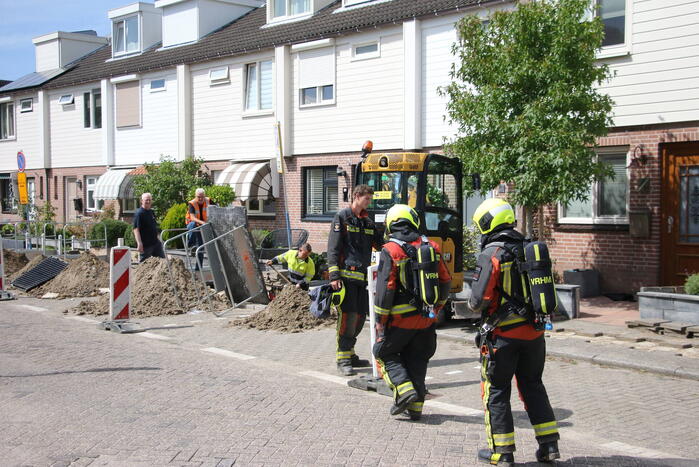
[354,141,474,323]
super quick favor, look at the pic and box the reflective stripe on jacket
[185,197,210,224]
[272,249,315,284]
[326,207,382,283]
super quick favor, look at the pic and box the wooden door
[661,142,699,285]
[65,177,78,221]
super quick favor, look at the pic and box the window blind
[115,81,140,128]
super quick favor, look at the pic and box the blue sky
[0,0,133,81]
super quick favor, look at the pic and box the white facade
[291,28,404,154]
[190,53,277,161]
[0,93,41,171]
[600,0,699,127]
[48,85,103,168]
[32,32,108,73]
[113,72,179,166]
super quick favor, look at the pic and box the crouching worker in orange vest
[186,188,213,271]
[373,204,451,421]
[266,243,315,290]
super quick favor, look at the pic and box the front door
[65,177,78,222]
[661,142,699,285]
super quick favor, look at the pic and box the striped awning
[93,169,132,200]
[216,161,273,201]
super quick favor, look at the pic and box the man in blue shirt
[133,193,165,263]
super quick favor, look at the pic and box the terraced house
[1,0,698,294]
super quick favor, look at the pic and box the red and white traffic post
[100,243,139,332]
[0,237,15,300]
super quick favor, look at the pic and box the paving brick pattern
[1,298,697,466]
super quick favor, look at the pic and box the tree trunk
[525,207,534,239]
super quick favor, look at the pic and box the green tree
[132,157,210,219]
[442,0,614,237]
[186,185,236,207]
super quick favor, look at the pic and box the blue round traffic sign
[16,151,26,172]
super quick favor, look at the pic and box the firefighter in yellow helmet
[470,198,560,465]
[373,205,451,420]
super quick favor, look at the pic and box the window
[304,166,338,217]
[150,79,166,92]
[58,94,74,105]
[20,98,33,113]
[246,199,276,215]
[596,0,625,47]
[115,81,140,128]
[27,177,36,206]
[298,47,335,107]
[0,175,16,213]
[244,60,273,112]
[271,0,310,19]
[113,15,139,55]
[123,197,139,213]
[83,90,102,129]
[40,176,44,200]
[209,67,230,85]
[559,150,629,223]
[0,102,14,140]
[86,176,104,211]
[352,42,380,60]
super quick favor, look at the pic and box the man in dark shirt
[133,192,165,263]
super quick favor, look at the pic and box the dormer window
[113,15,139,55]
[271,0,310,20]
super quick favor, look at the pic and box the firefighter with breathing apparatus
[373,204,451,420]
[469,198,560,466]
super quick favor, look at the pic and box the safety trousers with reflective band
[480,334,559,453]
[336,279,368,363]
[373,325,436,413]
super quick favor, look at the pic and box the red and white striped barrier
[109,246,131,321]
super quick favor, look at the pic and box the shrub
[1,224,15,236]
[160,203,188,249]
[89,218,131,248]
[123,224,137,248]
[250,229,271,248]
[309,251,327,281]
[463,223,480,270]
[685,274,699,295]
[186,185,235,207]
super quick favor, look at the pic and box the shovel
[268,263,292,285]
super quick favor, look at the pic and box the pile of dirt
[9,254,45,283]
[68,256,229,317]
[33,252,109,298]
[2,249,29,277]
[231,285,335,333]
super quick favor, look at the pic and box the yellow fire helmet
[331,283,346,307]
[385,204,420,233]
[473,198,515,234]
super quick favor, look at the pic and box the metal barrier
[0,220,107,259]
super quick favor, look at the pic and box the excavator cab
[355,146,464,294]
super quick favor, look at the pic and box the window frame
[592,0,632,59]
[269,0,311,22]
[0,102,15,141]
[19,98,33,113]
[303,166,339,220]
[299,84,335,108]
[112,14,140,57]
[209,66,230,85]
[351,40,380,61]
[149,79,166,92]
[58,94,74,105]
[245,198,276,217]
[85,176,104,212]
[83,89,102,129]
[558,147,630,225]
[243,60,274,114]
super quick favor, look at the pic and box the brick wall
[545,123,699,293]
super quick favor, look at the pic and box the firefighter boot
[337,360,356,376]
[390,390,418,416]
[351,354,371,367]
[536,441,560,462]
[477,449,514,466]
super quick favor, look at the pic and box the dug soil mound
[9,254,45,283]
[68,256,229,317]
[2,249,29,277]
[231,285,336,333]
[33,252,109,298]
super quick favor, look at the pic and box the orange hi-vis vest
[185,197,210,224]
